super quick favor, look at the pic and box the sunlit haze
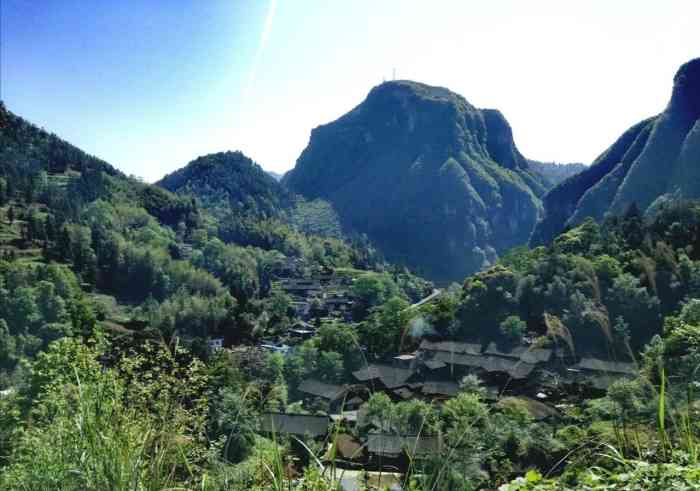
[2,0,699,181]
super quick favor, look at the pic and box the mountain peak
[370,80,464,101]
[284,81,546,280]
[671,57,700,118]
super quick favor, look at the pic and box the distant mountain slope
[158,151,293,219]
[0,101,118,178]
[0,102,196,229]
[283,80,548,281]
[266,170,284,181]
[528,161,586,188]
[531,58,700,246]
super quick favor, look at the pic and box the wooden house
[260,413,330,438]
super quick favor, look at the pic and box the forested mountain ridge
[527,160,586,188]
[155,150,389,267]
[0,101,200,230]
[283,80,551,281]
[531,58,700,246]
[158,151,293,219]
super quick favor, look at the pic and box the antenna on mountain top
[393,68,396,80]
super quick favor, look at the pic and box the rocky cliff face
[531,58,700,246]
[284,81,547,281]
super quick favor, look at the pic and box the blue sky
[2,1,699,181]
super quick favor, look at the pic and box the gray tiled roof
[484,342,522,359]
[520,348,553,364]
[484,343,552,364]
[261,413,329,437]
[424,359,447,370]
[352,365,416,389]
[420,340,482,355]
[508,362,536,379]
[497,397,559,421]
[429,351,535,379]
[479,356,535,379]
[575,358,636,375]
[298,379,347,400]
[431,351,484,368]
[366,433,441,457]
[352,366,380,382]
[422,381,460,396]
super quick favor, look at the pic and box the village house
[296,378,368,411]
[291,301,311,319]
[277,278,323,298]
[366,433,443,465]
[392,354,417,369]
[289,320,315,339]
[207,337,224,352]
[420,380,460,398]
[260,413,330,439]
[298,378,347,401]
[417,336,639,396]
[325,433,366,464]
[259,340,291,355]
[352,364,418,392]
[496,396,561,422]
[569,357,637,390]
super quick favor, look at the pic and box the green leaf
[525,469,542,483]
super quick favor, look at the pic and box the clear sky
[2,1,699,182]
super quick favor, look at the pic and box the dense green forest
[158,150,351,245]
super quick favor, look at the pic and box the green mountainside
[283,81,550,281]
[156,150,383,266]
[158,151,292,220]
[531,58,700,246]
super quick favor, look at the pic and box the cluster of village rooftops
[208,268,638,471]
[265,268,357,353]
[262,340,635,464]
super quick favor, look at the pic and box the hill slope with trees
[531,58,700,246]
[158,151,293,220]
[156,150,389,270]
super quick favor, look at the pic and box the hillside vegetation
[158,150,373,261]
[158,151,293,220]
